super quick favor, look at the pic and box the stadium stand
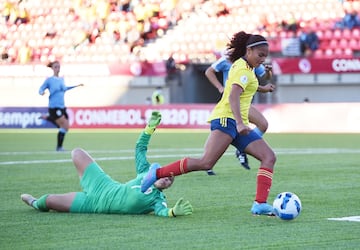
[0,0,359,64]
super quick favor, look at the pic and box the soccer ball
[273,192,302,220]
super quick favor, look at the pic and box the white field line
[1,148,360,166]
[327,216,360,222]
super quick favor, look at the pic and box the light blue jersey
[211,56,266,86]
[39,76,76,108]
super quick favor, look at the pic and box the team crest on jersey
[240,75,248,84]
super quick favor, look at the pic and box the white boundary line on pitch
[1,147,360,156]
[1,148,360,166]
[328,216,360,222]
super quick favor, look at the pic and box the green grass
[1,130,360,249]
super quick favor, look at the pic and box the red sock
[255,167,273,203]
[156,158,189,178]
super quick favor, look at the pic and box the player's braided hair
[227,31,268,63]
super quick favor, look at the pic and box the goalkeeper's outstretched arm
[135,111,162,174]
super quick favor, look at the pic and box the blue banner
[0,107,57,128]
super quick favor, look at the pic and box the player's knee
[265,150,276,167]
[258,119,269,133]
[71,148,85,160]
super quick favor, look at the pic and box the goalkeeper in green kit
[21,111,193,217]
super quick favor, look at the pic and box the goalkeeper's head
[154,176,175,191]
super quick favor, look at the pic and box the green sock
[33,194,49,212]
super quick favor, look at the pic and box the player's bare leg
[236,106,269,170]
[21,193,77,212]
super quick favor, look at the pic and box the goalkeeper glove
[170,198,193,217]
[145,111,162,135]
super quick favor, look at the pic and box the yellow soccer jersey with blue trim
[208,58,259,125]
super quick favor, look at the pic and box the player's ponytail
[47,60,60,68]
[227,31,252,63]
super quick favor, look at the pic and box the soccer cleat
[206,169,216,176]
[251,201,274,216]
[235,150,251,170]
[56,147,65,152]
[141,163,161,192]
[21,194,37,208]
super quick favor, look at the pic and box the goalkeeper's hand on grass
[170,198,193,217]
[145,111,162,135]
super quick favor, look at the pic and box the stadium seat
[334,48,343,56]
[323,30,333,40]
[328,40,338,50]
[349,39,359,50]
[342,29,352,39]
[352,28,360,39]
[332,29,342,39]
[324,48,334,57]
[338,39,348,49]
[344,48,353,57]
[313,49,324,58]
[1,0,351,63]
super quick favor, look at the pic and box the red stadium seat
[313,49,324,58]
[338,39,348,49]
[348,39,359,50]
[352,28,360,39]
[324,48,334,57]
[1,0,352,64]
[332,29,342,39]
[328,39,338,49]
[342,29,352,39]
[334,48,343,56]
[344,48,353,57]
[323,30,333,40]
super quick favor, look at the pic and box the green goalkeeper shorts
[70,162,120,213]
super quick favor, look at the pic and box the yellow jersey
[208,58,259,125]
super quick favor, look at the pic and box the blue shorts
[210,118,262,152]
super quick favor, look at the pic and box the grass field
[1,129,360,249]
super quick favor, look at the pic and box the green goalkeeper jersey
[70,132,171,217]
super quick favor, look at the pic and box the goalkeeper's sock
[33,194,50,212]
[157,158,189,178]
[255,167,273,203]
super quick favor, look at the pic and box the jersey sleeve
[134,131,151,174]
[65,86,77,91]
[152,197,172,217]
[212,56,229,72]
[254,64,266,78]
[38,79,48,95]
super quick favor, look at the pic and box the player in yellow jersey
[205,50,274,175]
[141,31,276,216]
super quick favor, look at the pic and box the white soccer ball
[273,192,302,220]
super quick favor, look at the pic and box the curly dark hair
[227,31,267,63]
